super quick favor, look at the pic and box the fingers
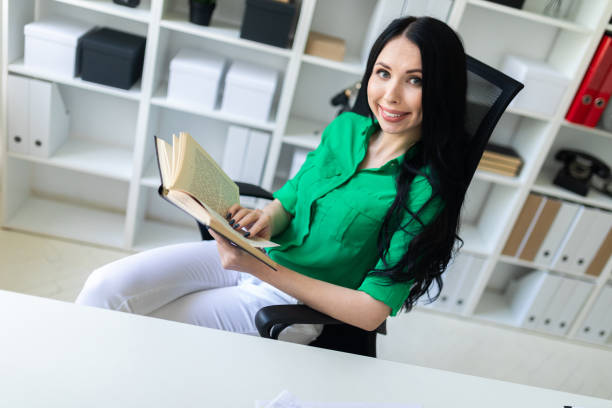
[247,217,271,239]
[226,204,242,220]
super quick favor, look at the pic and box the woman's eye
[408,77,422,85]
[376,69,390,79]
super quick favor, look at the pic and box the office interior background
[0,0,611,401]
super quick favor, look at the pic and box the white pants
[75,240,322,344]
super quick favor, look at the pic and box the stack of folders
[477,143,523,177]
[505,270,593,336]
[502,193,612,277]
[566,33,612,128]
[420,252,486,315]
[221,125,271,208]
[575,284,612,344]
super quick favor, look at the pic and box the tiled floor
[1,227,611,401]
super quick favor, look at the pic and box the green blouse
[268,112,442,315]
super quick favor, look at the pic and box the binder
[505,270,563,330]
[533,202,581,266]
[575,284,612,343]
[502,194,544,256]
[240,130,270,186]
[571,210,612,275]
[546,278,592,336]
[7,75,30,155]
[28,78,69,158]
[566,34,612,124]
[518,197,562,261]
[432,253,469,311]
[585,227,612,277]
[222,126,249,180]
[289,148,309,179]
[451,255,485,314]
[535,276,577,334]
[584,62,612,126]
[551,206,600,274]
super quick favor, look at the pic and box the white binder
[361,0,405,64]
[222,126,249,181]
[536,276,577,334]
[576,285,612,344]
[28,78,69,158]
[505,270,563,330]
[289,148,309,179]
[7,75,30,155]
[433,253,469,311]
[240,130,270,186]
[551,206,598,274]
[547,278,592,336]
[451,256,485,315]
[534,202,581,266]
[571,210,612,275]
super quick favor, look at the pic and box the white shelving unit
[1,0,612,350]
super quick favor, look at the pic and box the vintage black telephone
[553,149,611,197]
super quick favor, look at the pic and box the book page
[155,137,172,188]
[172,132,240,216]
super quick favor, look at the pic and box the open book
[154,132,279,270]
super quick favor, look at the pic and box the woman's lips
[379,105,409,122]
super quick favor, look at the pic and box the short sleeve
[357,172,443,316]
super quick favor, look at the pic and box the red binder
[566,34,612,124]
[584,64,612,126]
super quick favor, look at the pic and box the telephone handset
[553,149,611,196]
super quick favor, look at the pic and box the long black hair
[363,17,468,311]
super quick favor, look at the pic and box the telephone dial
[553,149,611,197]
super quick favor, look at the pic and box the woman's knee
[75,262,132,311]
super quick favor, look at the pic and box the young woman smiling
[76,16,468,343]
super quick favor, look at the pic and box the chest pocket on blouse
[332,198,382,248]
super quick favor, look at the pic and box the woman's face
[367,36,423,140]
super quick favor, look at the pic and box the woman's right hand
[226,204,273,241]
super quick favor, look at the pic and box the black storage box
[80,28,146,90]
[240,0,297,48]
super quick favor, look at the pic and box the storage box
[80,28,146,90]
[221,61,278,121]
[24,17,95,77]
[305,31,346,62]
[240,0,297,48]
[501,55,570,117]
[168,49,226,110]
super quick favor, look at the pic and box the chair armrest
[235,182,274,200]
[255,304,344,339]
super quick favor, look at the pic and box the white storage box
[221,61,278,121]
[501,55,570,117]
[167,49,226,110]
[24,17,95,77]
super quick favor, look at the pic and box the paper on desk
[255,390,422,408]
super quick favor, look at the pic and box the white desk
[0,289,610,408]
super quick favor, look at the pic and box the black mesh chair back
[199,55,523,357]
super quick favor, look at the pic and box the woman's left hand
[208,229,262,274]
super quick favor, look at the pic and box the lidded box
[80,28,146,90]
[24,17,95,77]
[168,49,226,110]
[501,55,570,117]
[221,60,278,121]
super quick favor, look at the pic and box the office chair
[200,55,524,357]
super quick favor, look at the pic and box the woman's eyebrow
[375,62,422,74]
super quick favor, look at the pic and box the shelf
[4,196,126,249]
[301,54,365,76]
[561,120,612,140]
[131,219,200,252]
[532,166,612,211]
[141,159,159,188]
[150,83,276,131]
[160,11,292,59]
[473,169,522,187]
[8,139,134,182]
[498,255,598,281]
[283,116,327,149]
[467,0,593,34]
[52,0,151,23]
[472,290,518,327]
[459,223,493,257]
[8,59,142,101]
[505,106,555,122]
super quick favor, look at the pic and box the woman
[76,16,468,342]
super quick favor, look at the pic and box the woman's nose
[383,80,402,104]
